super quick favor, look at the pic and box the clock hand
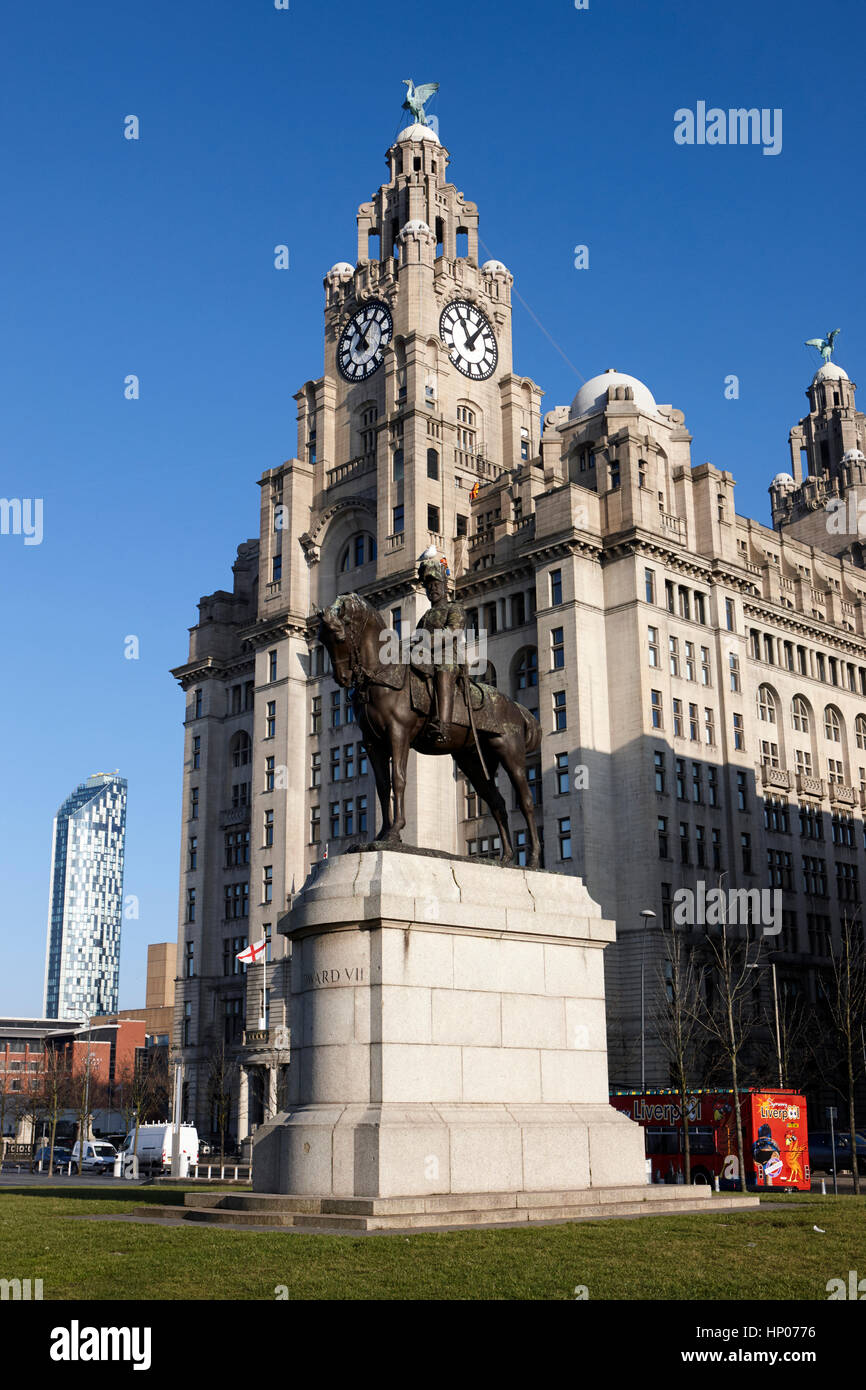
[464,322,484,351]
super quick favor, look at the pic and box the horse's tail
[518,703,542,756]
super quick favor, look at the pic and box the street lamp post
[640,909,657,1094]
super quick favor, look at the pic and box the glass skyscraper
[43,773,128,1019]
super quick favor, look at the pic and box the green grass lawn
[1,1187,864,1300]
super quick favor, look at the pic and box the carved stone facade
[172,120,866,1138]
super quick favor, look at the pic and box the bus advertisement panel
[608,1089,810,1191]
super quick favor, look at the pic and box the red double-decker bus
[609,1088,810,1191]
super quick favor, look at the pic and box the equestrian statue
[317,550,542,868]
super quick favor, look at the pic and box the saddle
[408,666,503,735]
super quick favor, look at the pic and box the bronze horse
[318,592,542,868]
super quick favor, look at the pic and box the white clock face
[439,300,498,380]
[337,301,393,381]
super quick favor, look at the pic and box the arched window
[824,706,842,742]
[515,649,538,691]
[427,448,439,480]
[791,696,810,733]
[230,731,251,768]
[756,686,776,723]
[856,714,866,750]
[339,533,377,572]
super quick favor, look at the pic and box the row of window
[309,797,369,842]
[650,692,717,744]
[748,628,866,695]
[648,629,713,685]
[645,570,720,626]
[312,743,368,785]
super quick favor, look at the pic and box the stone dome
[481,259,510,275]
[813,361,849,384]
[570,369,658,420]
[397,122,440,145]
[771,472,796,488]
[326,262,354,281]
[399,219,432,237]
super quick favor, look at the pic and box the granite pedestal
[252,850,650,1201]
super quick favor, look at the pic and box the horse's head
[316,593,383,688]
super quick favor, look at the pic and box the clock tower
[282,117,543,850]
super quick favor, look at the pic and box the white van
[72,1140,117,1173]
[121,1123,199,1172]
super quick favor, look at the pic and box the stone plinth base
[255,851,646,1199]
[138,1185,760,1233]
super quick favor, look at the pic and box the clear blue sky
[1,0,863,1013]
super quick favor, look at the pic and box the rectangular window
[654,750,666,794]
[358,794,368,836]
[673,698,683,738]
[527,763,541,806]
[263,808,274,848]
[263,865,273,905]
[700,647,711,686]
[186,888,196,924]
[265,756,275,792]
[688,703,699,741]
[310,806,320,844]
[708,766,718,807]
[651,690,663,729]
[192,735,201,769]
[694,593,706,624]
[330,747,341,782]
[711,827,722,870]
[679,822,690,864]
[692,763,702,803]
[645,569,655,604]
[555,751,569,795]
[311,750,321,788]
[344,744,355,780]
[393,504,404,534]
[188,836,198,871]
[190,786,199,820]
[736,770,747,811]
[553,690,567,731]
[678,588,691,621]
[704,707,715,746]
[761,740,780,770]
[359,744,368,776]
[183,1002,192,1047]
[685,641,695,681]
[741,832,752,875]
[331,689,341,729]
[733,713,745,750]
[665,581,675,614]
[558,817,572,860]
[648,626,660,667]
[268,649,278,682]
[551,627,565,669]
[272,553,282,582]
[427,504,440,533]
[795,748,812,778]
[675,757,686,800]
[669,635,679,676]
[658,816,669,858]
[391,607,402,639]
[550,569,563,606]
[344,799,354,839]
[265,701,276,739]
[725,598,735,632]
[330,801,341,839]
[311,696,322,735]
[194,689,203,719]
[695,825,706,867]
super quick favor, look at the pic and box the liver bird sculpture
[402,79,439,126]
[805,329,841,363]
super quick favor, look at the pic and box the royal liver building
[171,112,866,1141]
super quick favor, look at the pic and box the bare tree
[206,1040,238,1164]
[653,921,704,1184]
[40,1047,73,1172]
[686,910,759,1194]
[815,912,866,1196]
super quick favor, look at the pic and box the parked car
[33,1146,73,1173]
[807,1130,866,1175]
[71,1141,117,1174]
